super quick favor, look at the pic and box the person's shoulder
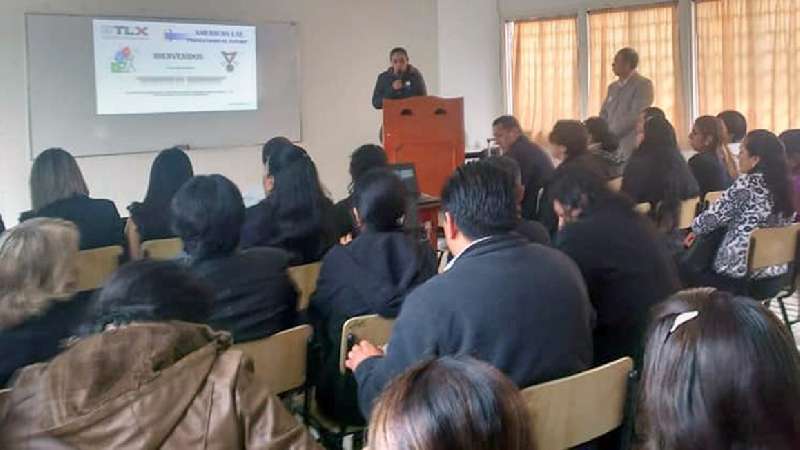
[240,246,292,267]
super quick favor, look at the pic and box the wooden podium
[383,96,465,196]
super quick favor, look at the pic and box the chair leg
[777,297,794,329]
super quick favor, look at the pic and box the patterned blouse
[692,173,795,278]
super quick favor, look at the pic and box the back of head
[0,218,79,329]
[266,144,329,239]
[642,106,666,123]
[262,136,293,166]
[349,144,389,184]
[717,110,748,143]
[352,168,407,233]
[88,259,212,334]
[549,165,629,215]
[142,147,194,208]
[584,116,619,153]
[368,356,533,450]
[640,116,678,155]
[30,148,89,211]
[640,289,800,450]
[484,155,522,186]
[779,129,800,167]
[441,161,518,240]
[171,174,245,260]
[743,130,794,217]
[549,120,589,159]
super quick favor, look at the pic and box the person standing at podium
[372,47,428,109]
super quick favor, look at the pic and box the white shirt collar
[443,236,493,272]
[618,71,636,87]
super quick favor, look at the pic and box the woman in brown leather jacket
[0,260,321,450]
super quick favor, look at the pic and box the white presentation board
[26,14,301,158]
[92,19,258,115]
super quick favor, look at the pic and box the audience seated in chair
[172,174,298,344]
[638,288,800,450]
[309,168,437,426]
[551,166,680,366]
[584,116,624,179]
[492,115,554,221]
[241,143,336,265]
[682,130,796,295]
[484,155,550,245]
[0,218,91,387]
[345,160,593,417]
[368,356,533,450]
[331,144,389,240]
[779,129,800,217]
[20,148,123,250]
[622,115,699,232]
[126,147,194,260]
[0,259,320,449]
[687,116,738,196]
[540,120,618,234]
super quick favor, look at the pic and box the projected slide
[93,19,257,115]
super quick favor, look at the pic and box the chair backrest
[521,357,634,450]
[141,238,183,260]
[677,197,701,229]
[607,177,623,193]
[289,262,322,311]
[232,324,313,395]
[634,202,651,215]
[0,388,10,421]
[704,190,723,205]
[339,314,395,374]
[747,224,800,272]
[76,245,124,291]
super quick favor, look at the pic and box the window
[510,17,579,144]
[588,3,686,139]
[695,0,800,132]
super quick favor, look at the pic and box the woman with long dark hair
[687,116,737,195]
[368,356,533,450]
[309,168,437,426]
[584,116,624,178]
[240,144,336,264]
[622,116,699,231]
[638,289,800,450]
[126,147,194,259]
[686,130,795,295]
[21,148,123,249]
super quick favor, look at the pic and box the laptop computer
[390,162,439,204]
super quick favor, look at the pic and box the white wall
[0,0,439,225]
[437,0,504,151]
[499,0,661,19]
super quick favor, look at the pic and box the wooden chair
[522,357,635,450]
[677,197,701,229]
[232,324,313,395]
[141,238,183,260]
[607,177,623,193]
[0,388,10,421]
[289,262,322,311]
[704,190,723,206]
[308,314,396,449]
[634,203,651,215]
[76,245,124,291]
[746,224,800,326]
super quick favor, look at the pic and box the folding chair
[141,238,183,260]
[746,224,800,327]
[75,245,124,292]
[289,262,322,311]
[521,357,635,450]
[307,314,395,450]
[677,197,701,230]
[232,324,313,395]
[704,190,723,206]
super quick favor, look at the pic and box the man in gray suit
[600,48,654,160]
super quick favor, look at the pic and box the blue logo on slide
[164,29,189,41]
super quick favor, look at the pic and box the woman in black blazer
[309,168,437,426]
[172,174,298,344]
[20,148,123,250]
[687,116,738,196]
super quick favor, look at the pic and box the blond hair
[0,218,80,329]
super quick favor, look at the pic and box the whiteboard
[25,13,302,158]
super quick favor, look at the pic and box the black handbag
[680,228,727,274]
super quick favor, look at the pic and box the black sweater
[354,234,593,417]
[20,195,124,250]
[371,65,427,109]
[505,136,555,220]
[688,150,734,196]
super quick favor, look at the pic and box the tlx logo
[113,26,148,36]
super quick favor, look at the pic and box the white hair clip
[668,310,699,336]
